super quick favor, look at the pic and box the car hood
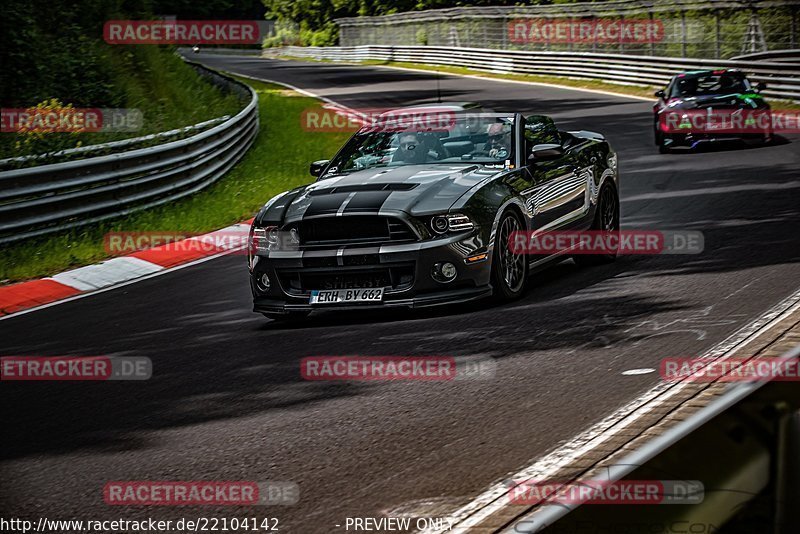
[265,164,503,224]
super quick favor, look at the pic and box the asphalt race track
[2,56,799,532]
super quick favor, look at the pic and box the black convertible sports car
[653,69,772,153]
[248,108,619,320]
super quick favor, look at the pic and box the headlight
[249,225,299,255]
[430,214,474,235]
[249,225,273,255]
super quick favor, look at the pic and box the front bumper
[664,131,769,149]
[250,231,493,314]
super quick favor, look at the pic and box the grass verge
[0,76,350,284]
[1,49,245,161]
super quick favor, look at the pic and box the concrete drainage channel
[511,361,800,534]
[429,292,800,534]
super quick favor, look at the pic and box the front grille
[302,254,380,268]
[291,216,416,248]
[278,264,415,294]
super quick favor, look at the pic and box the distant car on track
[248,107,619,321]
[653,69,772,153]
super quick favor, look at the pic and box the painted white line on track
[417,285,800,533]
[621,368,656,375]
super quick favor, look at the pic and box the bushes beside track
[0,77,349,283]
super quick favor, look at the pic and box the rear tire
[491,210,528,300]
[574,184,620,267]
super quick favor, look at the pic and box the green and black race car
[653,69,772,153]
[248,107,619,321]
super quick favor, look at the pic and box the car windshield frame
[321,112,517,177]
[669,72,752,98]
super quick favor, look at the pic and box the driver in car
[392,133,429,164]
[480,123,510,159]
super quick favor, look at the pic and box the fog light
[432,262,457,283]
[258,273,271,291]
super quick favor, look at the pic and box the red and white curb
[0,220,253,318]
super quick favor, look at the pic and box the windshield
[670,72,751,98]
[324,113,515,174]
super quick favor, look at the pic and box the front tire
[574,184,620,267]
[491,210,528,300]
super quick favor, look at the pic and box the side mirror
[755,81,767,92]
[309,160,330,177]
[529,143,564,161]
[654,89,665,98]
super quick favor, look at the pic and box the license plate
[309,287,384,305]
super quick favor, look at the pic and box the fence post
[502,15,507,49]
[681,11,688,57]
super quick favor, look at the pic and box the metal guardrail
[0,63,259,244]
[271,45,800,101]
[733,48,800,61]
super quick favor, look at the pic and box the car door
[520,115,584,231]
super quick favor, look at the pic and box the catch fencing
[335,0,800,59]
